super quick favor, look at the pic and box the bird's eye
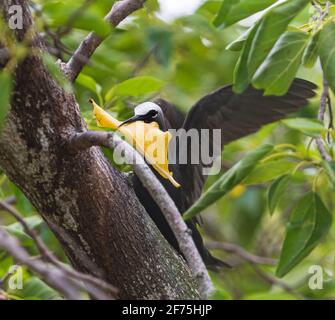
[150,110,158,118]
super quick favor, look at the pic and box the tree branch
[67,130,214,299]
[251,264,306,299]
[0,200,118,299]
[66,0,146,81]
[206,241,277,266]
[0,227,88,300]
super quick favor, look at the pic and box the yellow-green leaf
[267,174,291,215]
[252,31,310,96]
[276,192,332,277]
[233,22,260,93]
[213,0,277,29]
[302,31,320,68]
[183,144,273,221]
[42,53,72,93]
[226,28,251,51]
[243,160,296,185]
[247,0,310,81]
[76,73,102,95]
[281,118,325,137]
[105,76,164,101]
[322,160,335,187]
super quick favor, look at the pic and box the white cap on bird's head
[119,101,166,130]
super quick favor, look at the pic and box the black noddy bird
[119,79,317,270]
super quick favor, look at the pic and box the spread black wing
[179,78,317,209]
[148,79,316,269]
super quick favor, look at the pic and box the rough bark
[0,0,199,299]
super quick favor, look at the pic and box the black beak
[118,115,146,128]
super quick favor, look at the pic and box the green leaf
[76,74,101,95]
[267,174,291,215]
[6,216,43,232]
[145,0,160,13]
[213,0,277,29]
[76,73,103,105]
[4,216,44,247]
[276,192,332,277]
[0,71,12,131]
[281,118,325,137]
[9,277,62,300]
[226,26,253,52]
[42,53,72,93]
[322,160,335,187]
[233,22,260,93]
[43,2,111,38]
[243,160,296,185]
[247,0,310,82]
[12,184,34,214]
[183,144,273,220]
[302,31,320,68]
[252,31,310,96]
[319,21,335,95]
[73,14,111,38]
[146,28,173,66]
[105,76,164,101]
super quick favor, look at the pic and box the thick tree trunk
[0,0,199,299]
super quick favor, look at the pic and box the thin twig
[0,227,81,299]
[321,1,331,20]
[0,200,55,261]
[327,96,333,129]
[312,1,323,16]
[31,0,96,64]
[326,95,333,144]
[316,78,332,161]
[66,0,147,81]
[67,130,214,299]
[206,241,277,266]
[313,2,332,160]
[318,78,328,122]
[312,1,330,22]
[251,264,306,300]
[0,200,118,299]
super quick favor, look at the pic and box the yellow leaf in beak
[90,99,181,188]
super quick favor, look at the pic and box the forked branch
[66,0,146,81]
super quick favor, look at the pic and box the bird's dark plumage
[132,79,317,269]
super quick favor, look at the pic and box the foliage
[0,71,12,131]
[1,0,335,300]
[276,192,332,278]
[184,144,274,220]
